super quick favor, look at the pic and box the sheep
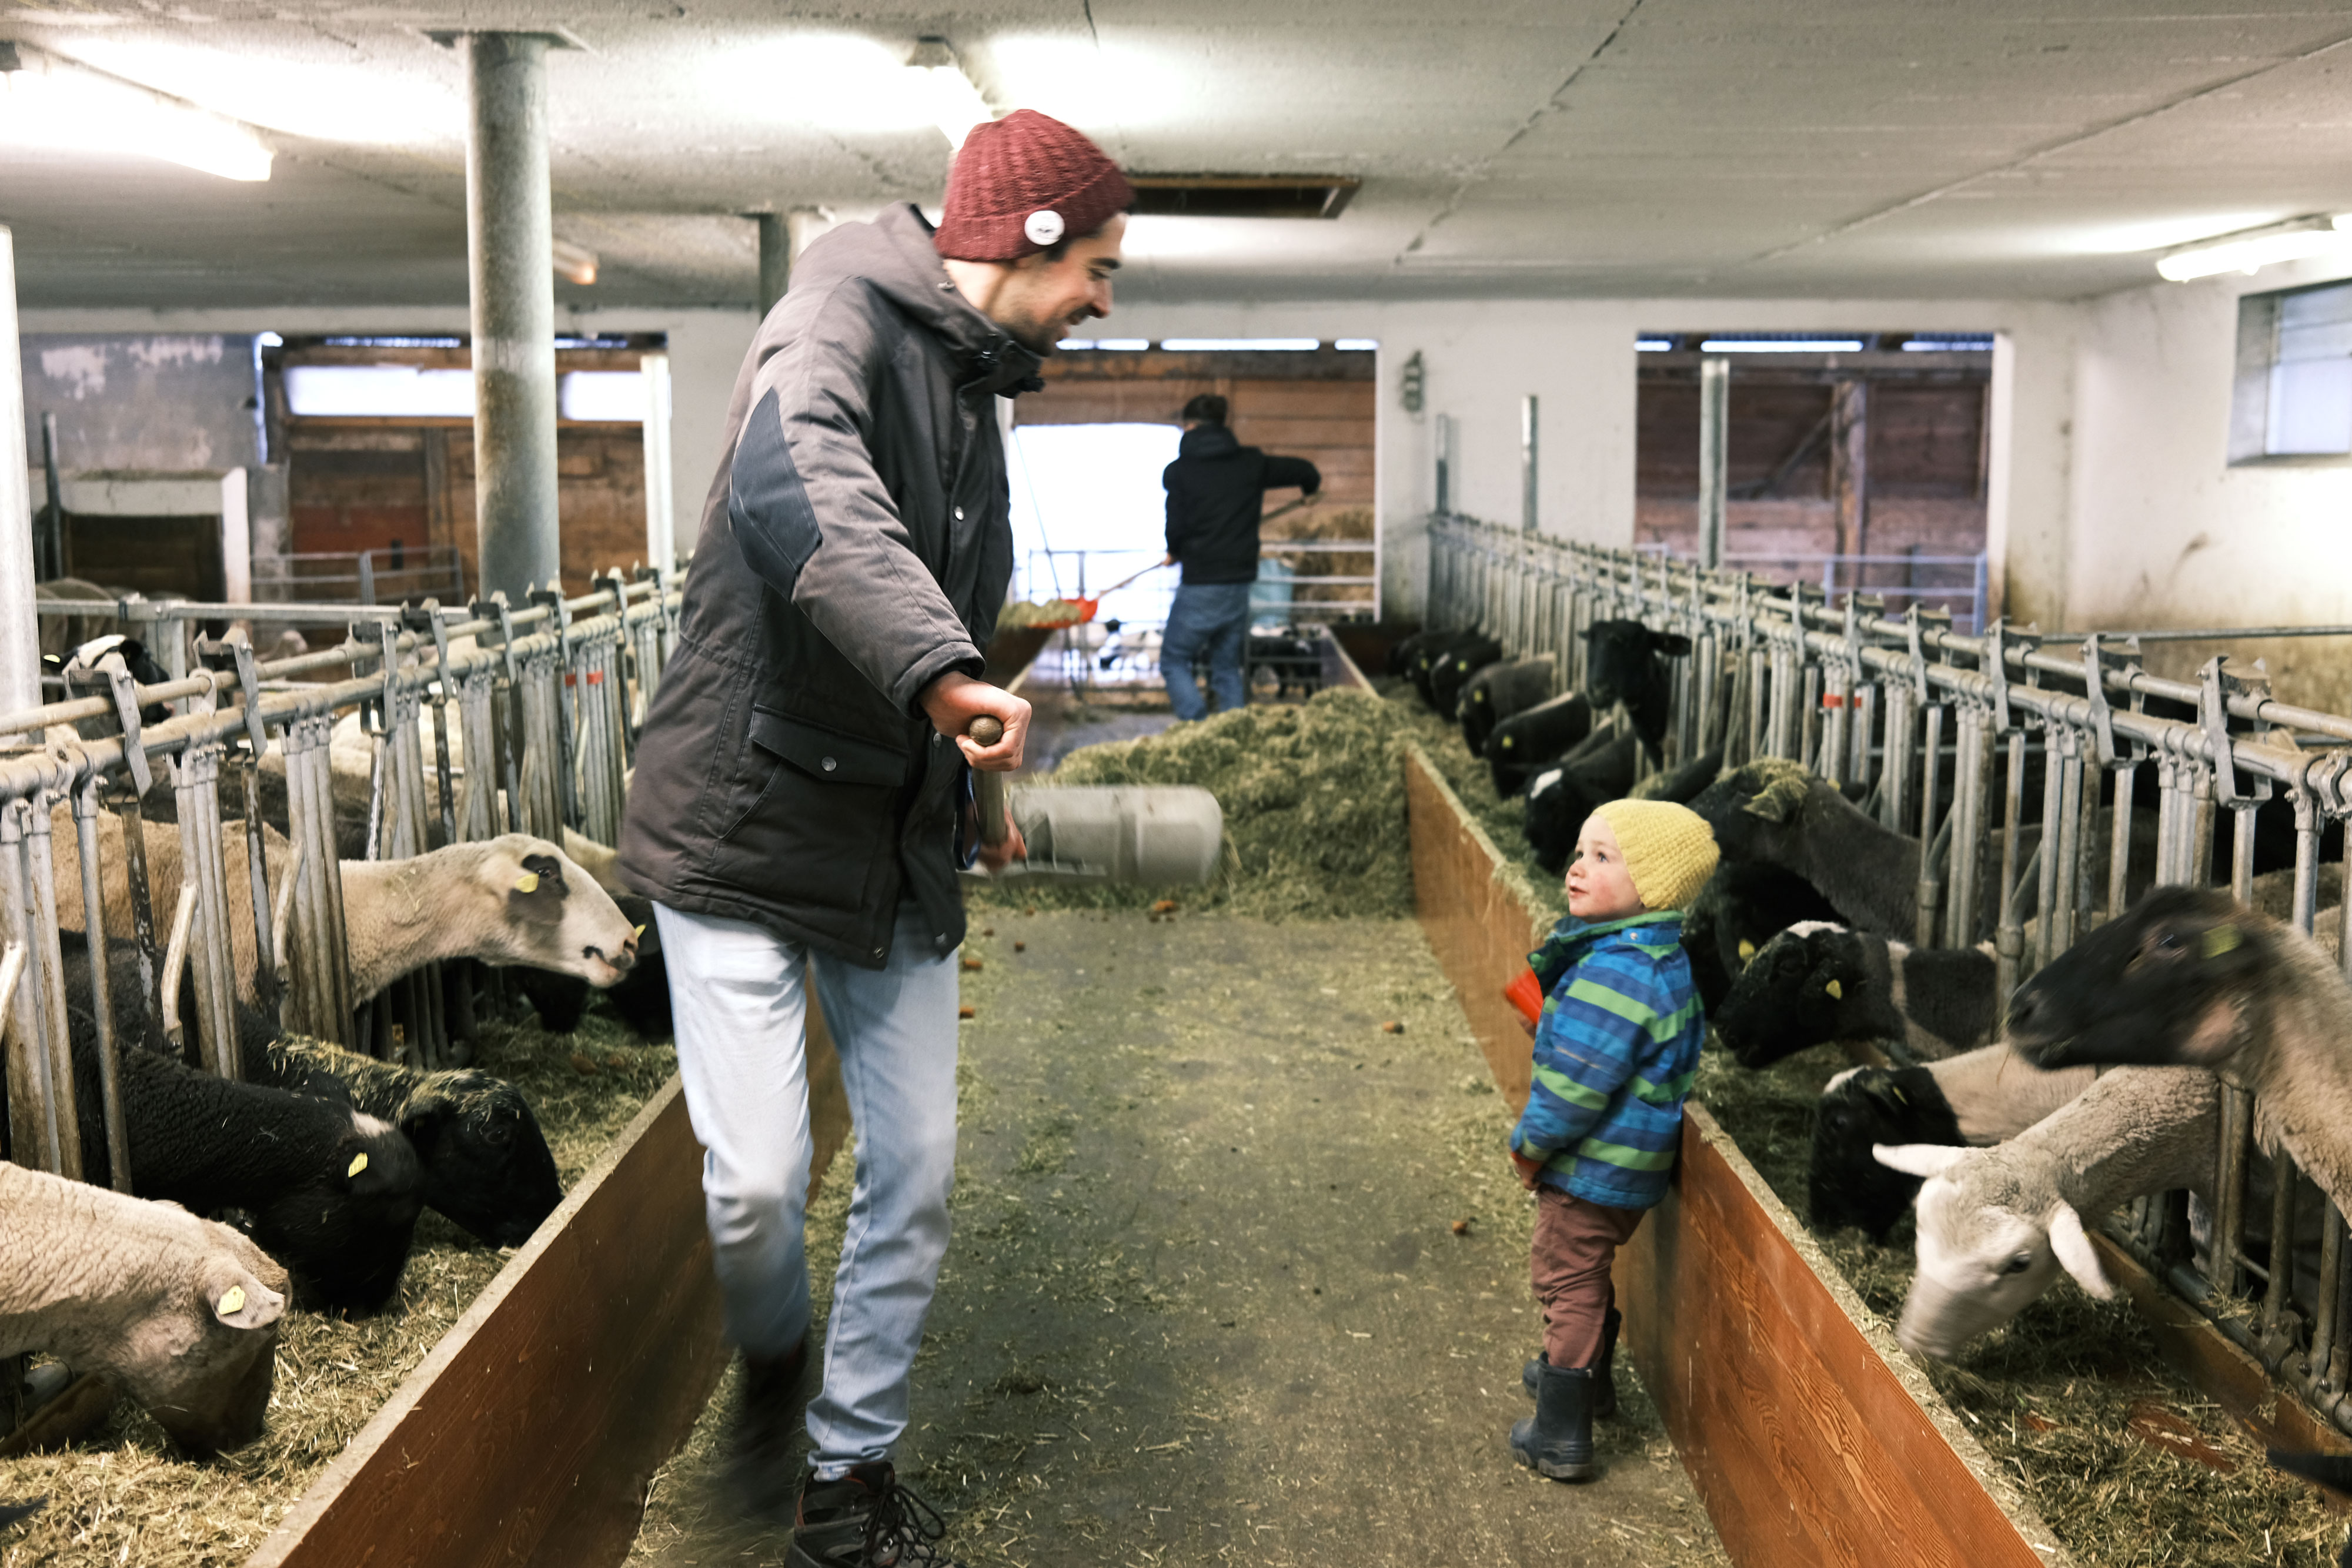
[1581,620,1688,754]
[1485,691,1595,797]
[2006,885,2352,1213]
[250,1035,564,1249]
[1870,1065,2217,1359]
[52,821,639,1008]
[513,892,671,1041]
[1683,861,1845,1009]
[1713,922,1997,1069]
[58,931,427,1312]
[1807,1044,2100,1240]
[1426,635,1503,719]
[1459,657,1553,757]
[1690,758,1922,940]
[1386,627,1471,678]
[1522,744,1719,877]
[0,1159,289,1455]
[1405,629,1494,706]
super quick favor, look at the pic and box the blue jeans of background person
[654,900,959,1477]
[1161,581,1252,721]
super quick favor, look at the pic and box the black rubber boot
[787,1462,964,1567]
[1522,1306,1620,1419]
[723,1339,809,1522]
[1511,1363,1598,1482]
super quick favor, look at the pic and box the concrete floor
[629,912,1725,1568]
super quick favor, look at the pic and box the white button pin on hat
[1024,209,1065,247]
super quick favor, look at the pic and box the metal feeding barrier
[1428,512,2352,1437]
[0,560,684,1193]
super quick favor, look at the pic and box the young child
[1508,797,1718,1482]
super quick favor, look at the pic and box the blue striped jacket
[1509,911,1703,1211]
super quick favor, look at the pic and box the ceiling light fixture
[904,37,994,150]
[0,43,272,180]
[552,240,600,286]
[2157,216,2352,282]
[1696,339,1865,353]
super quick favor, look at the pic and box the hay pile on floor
[0,1004,676,1567]
[977,686,1411,920]
[1377,683,1568,921]
[1694,1042,2347,1566]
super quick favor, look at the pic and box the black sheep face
[1524,767,1606,875]
[1808,1066,1962,1241]
[247,1114,423,1313]
[1582,620,1690,710]
[403,1073,565,1248]
[2004,885,2266,1071]
[1713,926,1855,1068]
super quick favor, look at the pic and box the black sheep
[250,1036,565,1249]
[1407,629,1491,707]
[1459,658,1553,757]
[1678,858,1843,1010]
[1713,923,1997,1069]
[1426,636,1502,719]
[1485,691,1595,797]
[1807,1064,1965,1241]
[57,934,425,1313]
[1581,619,1689,751]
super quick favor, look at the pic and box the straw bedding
[0,1004,676,1568]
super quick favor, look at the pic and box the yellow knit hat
[1592,798,1719,912]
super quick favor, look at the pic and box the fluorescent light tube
[1157,338,1319,352]
[0,48,271,180]
[552,239,600,286]
[1696,339,1865,353]
[2157,220,2351,282]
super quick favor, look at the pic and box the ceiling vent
[1127,174,1359,219]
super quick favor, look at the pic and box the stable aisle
[631,911,1726,1567]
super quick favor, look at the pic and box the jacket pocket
[704,708,911,920]
[746,708,913,788]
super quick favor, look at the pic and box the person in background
[1506,799,1717,1483]
[1158,393,1321,721]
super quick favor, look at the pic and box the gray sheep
[0,1161,288,1455]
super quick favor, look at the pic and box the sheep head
[2005,885,2266,1072]
[400,1071,564,1248]
[1688,758,1815,860]
[1713,921,1856,1068]
[482,835,640,988]
[1876,1142,2114,1361]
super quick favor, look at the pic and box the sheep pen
[1694,1040,2347,1567]
[0,1001,677,1567]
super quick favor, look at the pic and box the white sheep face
[483,837,639,987]
[1896,1176,2064,1361]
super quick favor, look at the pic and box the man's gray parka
[618,203,1040,967]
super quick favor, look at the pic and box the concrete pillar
[0,229,42,724]
[1697,356,1730,569]
[1830,377,1870,569]
[754,215,790,320]
[639,350,674,566]
[465,33,561,601]
[1518,394,1539,533]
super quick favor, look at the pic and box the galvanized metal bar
[71,777,129,1190]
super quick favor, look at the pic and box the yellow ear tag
[1825,979,1843,999]
[633,924,646,940]
[513,871,539,894]
[2202,925,2242,958]
[347,1152,369,1179]
[218,1285,245,1316]
[1738,940,1757,964]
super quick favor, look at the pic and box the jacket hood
[1179,424,1242,458]
[791,203,1045,395]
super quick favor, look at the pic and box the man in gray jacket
[619,111,1131,1564]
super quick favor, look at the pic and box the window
[2231,280,2352,461]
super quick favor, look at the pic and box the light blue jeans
[1161,581,1252,721]
[654,901,959,1476]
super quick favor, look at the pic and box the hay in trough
[1693,1041,2350,1566]
[0,1003,676,1567]
[977,686,1414,921]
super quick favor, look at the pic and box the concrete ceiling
[5,1,2352,309]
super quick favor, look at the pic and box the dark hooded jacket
[1161,424,1321,585]
[617,203,1041,968]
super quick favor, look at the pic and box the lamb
[249,1034,564,1248]
[1870,1065,2217,1359]
[1807,1044,2100,1239]
[1404,628,1494,706]
[1713,922,1997,1068]
[1459,657,1553,756]
[1485,691,1595,797]
[58,932,427,1312]
[1426,634,1503,718]
[53,821,639,1007]
[2006,885,2352,1214]
[0,1160,289,1455]
[1689,758,1922,940]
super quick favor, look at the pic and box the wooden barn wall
[287,420,650,600]
[1632,374,1989,589]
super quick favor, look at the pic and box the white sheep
[1872,1065,2217,1359]
[52,818,638,1004]
[0,1161,288,1455]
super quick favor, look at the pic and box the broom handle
[967,716,1008,848]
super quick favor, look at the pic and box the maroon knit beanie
[935,109,1134,263]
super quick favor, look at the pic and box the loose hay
[0,1004,676,1567]
[1694,1041,2349,1567]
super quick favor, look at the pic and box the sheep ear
[2047,1202,2116,1300]
[1873,1143,1966,1178]
[206,1265,286,1330]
